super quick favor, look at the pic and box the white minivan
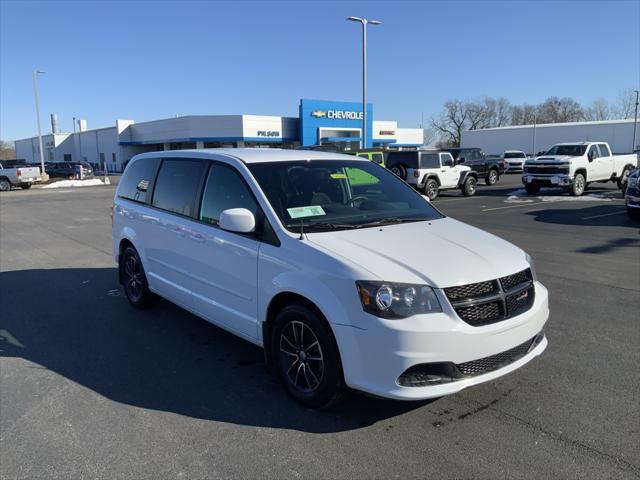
[112,149,549,407]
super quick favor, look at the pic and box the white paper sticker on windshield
[286,205,326,219]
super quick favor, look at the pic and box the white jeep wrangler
[386,150,478,200]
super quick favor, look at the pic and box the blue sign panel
[299,99,373,148]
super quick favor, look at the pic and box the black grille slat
[500,269,531,291]
[444,269,534,327]
[444,281,497,300]
[456,337,535,376]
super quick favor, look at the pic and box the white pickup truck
[522,142,638,196]
[0,161,42,191]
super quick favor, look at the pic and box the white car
[503,150,527,172]
[523,142,637,196]
[112,149,549,407]
[387,150,478,200]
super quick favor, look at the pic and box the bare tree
[612,88,636,119]
[512,104,537,125]
[431,99,469,146]
[536,96,584,123]
[0,140,16,160]
[585,98,612,121]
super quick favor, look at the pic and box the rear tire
[120,246,154,308]
[20,184,32,190]
[617,166,630,190]
[525,183,540,195]
[570,173,586,196]
[271,304,343,408]
[485,168,499,185]
[0,178,11,191]
[461,176,477,196]
[390,164,406,180]
[424,178,439,200]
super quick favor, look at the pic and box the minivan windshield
[545,145,587,156]
[248,160,443,232]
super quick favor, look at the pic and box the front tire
[271,304,343,408]
[570,173,586,196]
[120,246,154,308]
[0,178,11,191]
[424,178,439,200]
[485,168,499,185]
[461,176,477,196]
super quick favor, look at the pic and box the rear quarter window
[386,152,419,169]
[151,159,207,216]
[118,157,160,203]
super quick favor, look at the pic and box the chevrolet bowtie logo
[311,110,327,118]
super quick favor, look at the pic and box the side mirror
[456,158,465,164]
[219,208,255,233]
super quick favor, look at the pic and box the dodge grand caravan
[112,149,549,408]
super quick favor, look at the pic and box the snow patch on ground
[41,179,105,189]
[506,188,616,203]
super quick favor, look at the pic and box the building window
[48,151,54,161]
[64,154,72,162]
[112,153,116,163]
[99,153,105,163]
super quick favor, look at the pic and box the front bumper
[523,174,572,186]
[334,281,549,400]
[625,191,640,209]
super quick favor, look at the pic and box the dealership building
[461,118,639,156]
[15,99,424,172]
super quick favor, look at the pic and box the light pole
[633,89,639,152]
[347,16,381,149]
[32,69,47,178]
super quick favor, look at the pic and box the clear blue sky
[1,0,639,140]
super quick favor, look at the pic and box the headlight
[525,253,537,281]
[356,281,442,318]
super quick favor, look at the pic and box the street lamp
[633,89,639,152]
[347,16,381,149]
[32,69,47,179]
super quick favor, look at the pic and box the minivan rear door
[144,158,208,308]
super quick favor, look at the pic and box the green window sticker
[286,205,326,219]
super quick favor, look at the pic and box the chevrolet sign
[310,109,363,120]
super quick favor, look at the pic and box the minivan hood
[307,218,529,288]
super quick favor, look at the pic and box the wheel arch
[262,291,342,369]
[575,167,587,181]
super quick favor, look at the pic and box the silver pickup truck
[0,162,42,191]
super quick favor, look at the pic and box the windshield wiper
[352,217,431,228]
[285,222,355,231]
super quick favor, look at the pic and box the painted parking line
[581,210,626,220]
[481,199,566,212]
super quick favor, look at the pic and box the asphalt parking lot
[1,174,638,479]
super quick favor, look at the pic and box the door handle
[171,227,186,237]
[190,233,205,243]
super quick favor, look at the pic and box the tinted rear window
[118,157,160,203]
[419,153,440,168]
[386,152,419,169]
[152,159,206,216]
[504,152,526,158]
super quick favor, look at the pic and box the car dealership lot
[1,176,638,479]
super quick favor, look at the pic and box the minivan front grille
[444,269,535,327]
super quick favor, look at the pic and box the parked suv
[112,149,549,408]
[503,150,527,172]
[386,150,478,199]
[625,168,640,219]
[442,147,505,185]
[47,162,94,179]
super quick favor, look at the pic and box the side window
[598,144,611,157]
[118,157,160,203]
[372,153,384,164]
[588,145,600,159]
[419,153,440,169]
[199,164,258,225]
[152,159,206,216]
[440,153,454,167]
[473,150,483,160]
